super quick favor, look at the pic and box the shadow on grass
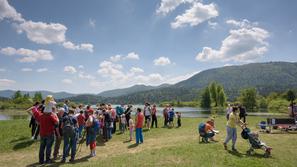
[13,138,35,150]
[26,155,92,167]
[123,140,132,143]
[127,143,139,149]
[227,150,244,157]
[143,129,149,132]
[10,136,29,143]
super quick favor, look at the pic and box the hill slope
[98,84,170,97]
[0,90,76,99]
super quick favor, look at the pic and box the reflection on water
[0,114,29,121]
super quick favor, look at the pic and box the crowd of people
[26,96,182,164]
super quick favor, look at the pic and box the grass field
[0,116,297,167]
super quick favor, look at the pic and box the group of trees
[200,82,227,109]
[0,91,43,110]
[199,81,297,113]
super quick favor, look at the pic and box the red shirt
[136,112,144,128]
[77,114,85,126]
[152,107,157,115]
[33,110,58,137]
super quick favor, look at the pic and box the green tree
[239,88,257,111]
[286,90,296,104]
[33,92,43,102]
[200,87,211,109]
[12,90,23,104]
[209,82,218,106]
[217,88,226,107]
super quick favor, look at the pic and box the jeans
[224,126,237,149]
[39,134,54,163]
[62,133,77,160]
[78,125,84,138]
[135,128,143,144]
[151,115,158,128]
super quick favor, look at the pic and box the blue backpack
[198,123,206,135]
[92,118,99,132]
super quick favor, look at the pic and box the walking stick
[77,129,86,152]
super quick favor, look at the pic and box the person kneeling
[198,118,219,143]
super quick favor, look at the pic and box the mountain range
[1,62,297,103]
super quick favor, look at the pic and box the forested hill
[98,84,170,97]
[99,62,297,103]
[174,62,297,96]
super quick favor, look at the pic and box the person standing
[53,108,64,160]
[226,104,233,120]
[163,105,169,127]
[144,103,151,130]
[129,118,134,141]
[125,105,133,127]
[151,104,158,128]
[26,102,40,139]
[176,112,181,128]
[27,95,59,164]
[77,110,85,139]
[108,104,117,134]
[135,108,144,144]
[85,109,96,157]
[61,110,78,163]
[63,100,70,115]
[223,107,241,152]
[239,105,247,123]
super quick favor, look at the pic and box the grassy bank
[0,116,297,167]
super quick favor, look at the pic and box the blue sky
[0,0,296,94]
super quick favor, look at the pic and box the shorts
[145,116,151,121]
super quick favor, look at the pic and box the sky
[0,0,297,94]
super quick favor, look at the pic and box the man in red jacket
[29,106,59,164]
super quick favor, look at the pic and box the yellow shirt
[227,112,239,128]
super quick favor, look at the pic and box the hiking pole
[77,129,86,152]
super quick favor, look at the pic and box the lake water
[0,105,287,121]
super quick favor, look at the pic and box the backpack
[92,117,99,132]
[198,123,206,135]
[63,116,76,137]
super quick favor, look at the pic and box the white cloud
[110,52,140,62]
[0,68,6,72]
[154,56,171,66]
[97,61,124,79]
[62,41,94,52]
[0,0,94,52]
[130,67,144,73]
[62,79,72,84]
[110,55,122,62]
[0,0,24,22]
[89,18,96,28]
[156,0,196,15]
[64,66,77,74]
[171,2,219,29]
[125,52,140,60]
[0,78,16,87]
[78,72,95,80]
[0,47,54,63]
[226,19,257,28]
[18,21,67,44]
[36,68,48,72]
[196,19,269,62]
[21,68,32,72]
[208,21,218,29]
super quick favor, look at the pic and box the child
[168,108,175,128]
[120,114,126,133]
[176,112,181,127]
[129,118,134,141]
[77,110,85,139]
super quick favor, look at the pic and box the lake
[0,105,287,121]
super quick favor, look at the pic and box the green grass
[0,116,297,167]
